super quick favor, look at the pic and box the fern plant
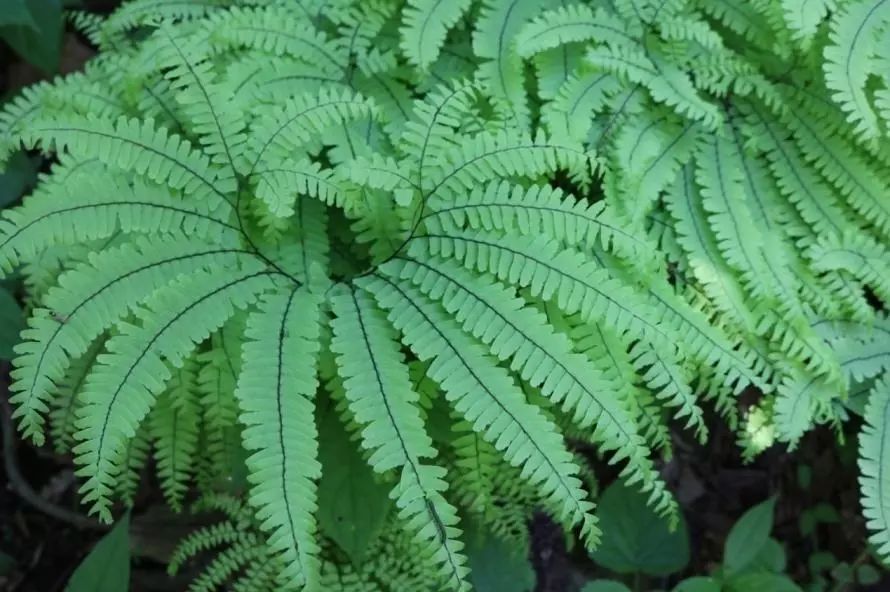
[1,0,889,590]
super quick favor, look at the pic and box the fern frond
[148,24,247,178]
[571,318,673,454]
[115,424,151,505]
[665,165,759,336]
[515,4,637,58]
[9,237,251,444]
[74,265,278,521]
[808,233,890,304]
[244,89,376,177]
[255,159,357,217]
[587,45,722,129]
[409,230,671,350]
[473,0,545,130]
[398,79,478,185]
[20,115,236,204]
[744,103,854,239]
[364,266,600,546]
[448,422,499,515]
[614,118,700,224]
[543,70,624,142]
[694,132,778,303]
[330,287,470,591]
[823,0,890,140]
[103,0,227,35]
[236,288,323,590]
[48,338,104,453]
[425,130,594,201]
[150,358,201,511]
[196,318,243,486]
[400,0,473,70]
[783,109,890,240]
[421,180,657,267]
[0,174,238,276]
[780,0,833,43]
[628,341,707,441]
[643,279,768,392]
[858,373,890,560]
[205,6,346,74]
[391,249,678,519]
[169,520,251,575]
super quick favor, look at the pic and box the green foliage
[464,519,535,592]
[590,481,690,576]
[65,513,130,592]
[0,0,64,73]
[1,0,889,590]
[587,497,798,592]
[723,497,777,575]
[0,285,24,360]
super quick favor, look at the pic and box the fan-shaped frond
[424,131,594,201]
[204,6,346,74]
[244,89,376,177]
[783,109,890,241]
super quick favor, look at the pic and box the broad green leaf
[0,0,36,28]
[0,286,24,360]
[64,514,130,592]
[317,403,392,564]
[465,522,535,592]
[674,577,721,592]
[582,580,633,592]
[0,0,63,73]
[724,497,776,575]
[726,573,801,592]
[0,151,39,208]
[591,481,690,575]
[857,564,880,585]
[748,538,786,573]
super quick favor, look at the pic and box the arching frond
[823,0,890,140]
[150,357,201,511]
[859,373,890,560]
[400,0,473,70]
[236,289,323,590]
[21,116,235,203]
[363,270,600,545]
[74,266,278,521]
[330,288,471,591]
[473,0,545,130]
[10,237,251,444]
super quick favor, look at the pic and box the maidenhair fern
[1,0,889,590]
